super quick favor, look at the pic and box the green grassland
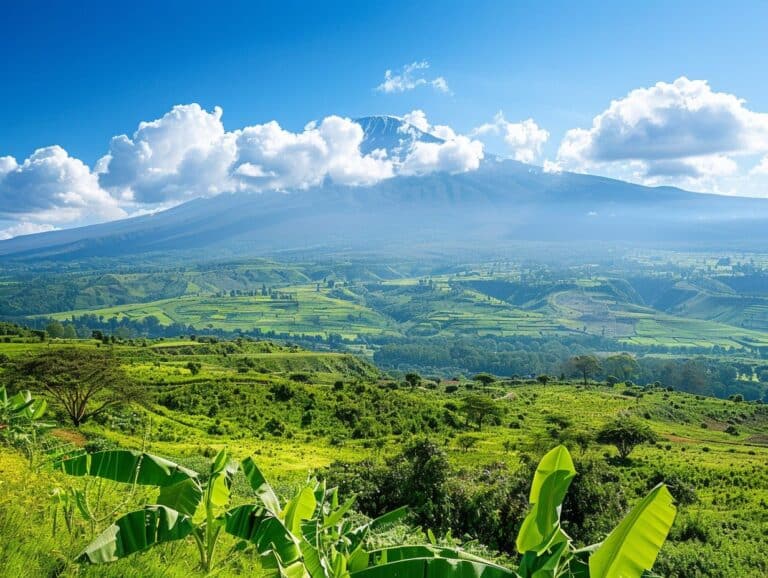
[1,338,767,576]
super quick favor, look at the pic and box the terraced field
[40,272,768,351]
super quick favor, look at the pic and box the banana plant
[58,445,677,577]
[241,458,516,578]
[57,449,301,573]
[0,385,52,466]
[514,445,677,578]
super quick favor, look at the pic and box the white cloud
[398,110,484,175]
[473,112,549,163]
[542,160,562,174]
[97,103,237,203]
[0,104,490,236]
[376,61,450,94]
[401,109,457,140]
[234,116,394,190]
[400,137,484,176]
[0,146,124,224]
[402,110,431,133]
[0,222,58,240]
[553,77,768,192]
[751,155,768,175]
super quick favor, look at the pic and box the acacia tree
[404,372,422,388]
[461,393,502,430]
[597,419,658,460]
[14,348,140,427]
[568,355,601,385]
[473,373,496,386]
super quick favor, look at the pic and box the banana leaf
[224,504,303,568]
[350,556,515,578]
[242,456,282,515]
[589,484,676,578]
[516,445,575,554]
[77,505,193,563]
[57,449,199,487]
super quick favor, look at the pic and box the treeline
[375,337,768,401]
[373,336,600,377]
[18,314,354,351]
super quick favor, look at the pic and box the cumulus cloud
[397,110,484,175]
[234,116,394,190]
[400,137,484,175]
[473,112,549,163]
[0,146,124,224]
[751,155,768,175]
[542,160,562,174]
[376,61,450,94]
[0,222,58,240]
[0,104,490,237]
[97,104,237,203]
[553,77,768,192]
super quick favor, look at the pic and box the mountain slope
[3,116,768,261]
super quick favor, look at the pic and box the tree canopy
[597,418,657,460]
[461,393,502,430]
[11,347,141,427]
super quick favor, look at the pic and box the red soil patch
[50,428,87,447]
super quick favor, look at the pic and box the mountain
[3,115,768,262]
[355,115,442,158]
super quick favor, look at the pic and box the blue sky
[2,0,768,237]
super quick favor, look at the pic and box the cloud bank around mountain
[4,76,768,239]
[473,113,549,163]
[0,105,483,237]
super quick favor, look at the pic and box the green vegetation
[0,335,766,576]
[4,253,768,407]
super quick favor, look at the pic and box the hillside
[1,337,766,576]
[4,116,768,261]
[28,270,768,352]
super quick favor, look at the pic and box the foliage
[597,419,658,460]
[0,385,52,465]
[566,355,601,385]
[514,446,676,577]
[10,348,142,427]
[58,447,517,577]
[461,393,503,430]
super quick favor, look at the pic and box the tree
[456,434,479,453]
[45,320,65,339]
[473,373,496,386]
[186,361,202,375]
[404,372,422,388]
[574,431,594,454]
[13,348,141,427]
[597,419,657,460]
[536,374,551,385]
[602,353,639,382]
[461,393,502,430]
[568,355,601,385]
